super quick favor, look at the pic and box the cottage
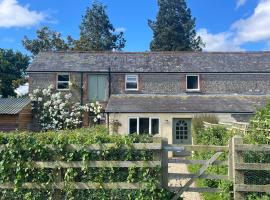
[27,51,270,145]
[0,98,32,131]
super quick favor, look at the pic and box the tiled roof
[27,51,270,73]
[0,98,31,115]
[105,94,269,113]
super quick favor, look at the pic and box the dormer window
[186,75,200,91]
[57,74,70,90]
[125,75,138,90]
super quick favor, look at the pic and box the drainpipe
[107,67,111,133]
[80,72,83,106]
[108,67,111,97]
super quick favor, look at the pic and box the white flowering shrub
[29,85,102,131]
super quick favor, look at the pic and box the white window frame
[125,74,138,91]
[128,117,160,135]
[57,73,70,91]
[186,75,200,92]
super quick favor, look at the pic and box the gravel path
[168,160,202,200]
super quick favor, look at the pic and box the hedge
[0,126,174,200]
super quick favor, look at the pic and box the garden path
[168,160,202,200]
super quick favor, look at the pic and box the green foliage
[192,114,219,142]
[76,1,126,51]
[0,127,173,199]
[245,100,270,144]
[191,126,234,200]
[22,26,73,56]
[0,49,30,98]
[243,102,270,199]
[149,0,204,51]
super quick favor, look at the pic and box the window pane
[57,82,69,89]
[126,82,137,89]
[139,118,149,134]
[151,119,159,135]
[58,75,69,82]
[129,119,137,134]
[127,76,137,82]
[187,76,199,90]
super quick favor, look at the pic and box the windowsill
[57,89,70,91]
[125,89,139,91]
[186,89,201,93]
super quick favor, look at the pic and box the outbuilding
[0,98,32,131]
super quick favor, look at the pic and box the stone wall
[111,73,270,95]
[29,72,82,102]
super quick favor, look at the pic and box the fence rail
[231,136,270,200]
[0,136,269,199]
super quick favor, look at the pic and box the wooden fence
[0,136,269,200]
[231,136,270,200]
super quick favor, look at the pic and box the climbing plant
[30,85,102,131]
[0,127,174,199]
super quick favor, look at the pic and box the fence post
[52,155,62,200]
[232,136,245,200]
[153,136,168,189]
[161,138,168,189]
[228,138,233,181]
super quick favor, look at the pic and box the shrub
[192,114,219,143]
[0,127,174,199]
[30,85,102,131]
[245,101,270,144]
[191,125,234,200]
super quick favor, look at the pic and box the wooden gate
[156,136,270,200]
[158,138,229,199]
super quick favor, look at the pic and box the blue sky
[0,0,270,54]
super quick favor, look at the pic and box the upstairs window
[186,75,200,91]
[57,74,70,90]
[125,75,138,90]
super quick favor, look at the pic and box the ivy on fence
[0,126,174,200]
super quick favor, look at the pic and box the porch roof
[105,94,269,113]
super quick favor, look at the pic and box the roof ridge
[39,51,270,55]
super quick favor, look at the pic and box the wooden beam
[235,184,270,193]
[235,163,270,171]
[30,161,161,168]
[168,173,228,180]
[0,143,162,151]
[168,158,227,166]
[164,144,228,152]
[235,144,270,152]
[0,182,148,190]
[169,187,221,193]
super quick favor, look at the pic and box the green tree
[75,1,126,51]
[0,49,30,97]
[149,0,203,51]
[22,26,73,56]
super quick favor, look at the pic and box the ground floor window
[129,117,159,135]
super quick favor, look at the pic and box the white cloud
[199,0,270,51]
[15,83,29,96]
[0,0,46,28]
[232,0,270,43]
[115,27,126,33]
[236,0,248,8]
[198,29,242,51]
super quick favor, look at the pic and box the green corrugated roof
[0,98,31,115]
